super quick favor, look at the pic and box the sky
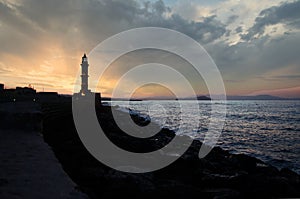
[0,0,300,98]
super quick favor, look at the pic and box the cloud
[0,0,299,96]
[272,75,300,79]
[2,0,227,48]
[0,0,229,93]
[235,26,243,33]
[0,62,12,74]
[256,74,300,82]
[163,14,226,43]
[208,32,300,77]
[226,15,239,24]
[97,49,209,97]
[242,0,300,40]
[204,21,300,96]
[19,82,56,88]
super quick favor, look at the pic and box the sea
[107,100,300,174]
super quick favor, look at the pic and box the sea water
[108,100,300,174]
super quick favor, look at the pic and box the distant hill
[181,96,211,100]
[197,96,211,100]
[226,95,286,100]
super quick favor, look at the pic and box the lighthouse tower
[74,53,101,105]
[80,53,90,95]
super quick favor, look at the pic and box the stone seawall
[0,102,89,199]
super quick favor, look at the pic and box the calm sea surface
[108,100,300,174]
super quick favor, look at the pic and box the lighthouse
[74,53,101,105]
[80,53,90,96]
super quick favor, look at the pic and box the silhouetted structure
[16,86,36,95]
[73,54,102,105]
[0,85,36,102]
[80,54,90,96]
[36,92,61,103]
[0,83,69,103]
[0,54,103,104]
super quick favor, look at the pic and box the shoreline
[0,101,299,198]
[108,100,300,174]
[41,102,300,199]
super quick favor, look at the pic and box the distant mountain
[226,95,286,100]
[197,96,211,100]
[181,96,211,100]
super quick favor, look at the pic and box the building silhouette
[16,86,36,95]
[74,54,101,104]
[0,84,64,103]
[80,54,90,96]
[0,54,100,103]
[0,83,4,92]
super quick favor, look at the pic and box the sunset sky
[0,0,300,98]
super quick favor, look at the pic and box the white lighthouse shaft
[80,54,89,95]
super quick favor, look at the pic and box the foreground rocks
[42,103,300,199]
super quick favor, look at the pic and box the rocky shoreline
[41,102,300,199]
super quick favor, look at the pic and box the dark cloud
[226,15,239,24]
[0,0,227,59]
[0,1,45,57]
[207,33,300,79]
[151,0,171,16]
[242,0,300,40]
[148,14,226,43]
[235,26,243,33]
